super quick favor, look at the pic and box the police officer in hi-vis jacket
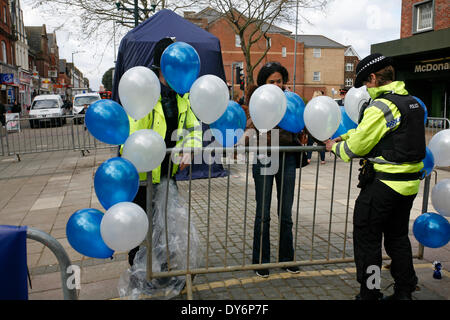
[326,53,426,300]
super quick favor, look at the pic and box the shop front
[0,72,19,110]
[19,70,32,112]
[371,28,450,119]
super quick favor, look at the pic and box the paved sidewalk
[0,148,448,300]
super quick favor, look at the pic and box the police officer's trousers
[353,179,418,299]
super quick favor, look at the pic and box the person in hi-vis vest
[120,37,202,266]
[326,53,426,300]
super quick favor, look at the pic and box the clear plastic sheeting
[118,177,202,300]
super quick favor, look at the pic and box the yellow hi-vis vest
[332,81,423,196]
[120,93,202,183]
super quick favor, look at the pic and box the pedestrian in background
[123,37,202,267]
[0,101,5,127]
[326,53,426,300]
[241,61,308,278]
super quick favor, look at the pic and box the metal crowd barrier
[425,117,450,144]
[136,145,429,300]
[1,114,112,160]
[26,227,78,300]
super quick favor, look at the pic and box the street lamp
[115,0,157,27]
[293,0,299,93]
[71,50,84,95]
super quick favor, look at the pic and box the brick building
[0,0,17,105]
[184,8,305,100]
[25,25,51,94]
[372,0,449,118]
[296,35,346,100]
[344,46,360,90]
[184,8,354,102]
[57,59,71,99]
[11,0,32,110]
[47,32,59,86]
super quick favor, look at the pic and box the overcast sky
[22,0,402,92]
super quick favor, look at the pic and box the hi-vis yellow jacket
[121,93,202,183]
[332,81,423,196]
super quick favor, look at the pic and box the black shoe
[382,291,412,300]
[283,266,300,274]
[255,269,269,278]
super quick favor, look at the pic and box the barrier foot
[185,274,193,300]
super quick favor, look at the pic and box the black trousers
[353,179,418,299]
[128,177,177,266]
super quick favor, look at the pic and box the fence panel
[2,115,112,158]
[125,145,430,300]
[425,117,450,144]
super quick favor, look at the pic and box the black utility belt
[375,171,423,181]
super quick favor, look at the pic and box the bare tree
[26,0,327,86]
[24,0,208,73]
[26,1,207,35]
[206,0,328,85]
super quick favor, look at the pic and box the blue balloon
[421,147,435,177]
[342,106,357,130]
[66,208,114,259]
[413,96,427,125]
[332,107,357,139]
[210,101,247,147]
[94,157,139,210]
[160,42,200,95]
[278,91,306,133]
[413,212,450,248]
[85,99,130,145]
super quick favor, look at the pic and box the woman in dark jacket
[241,62,307,277]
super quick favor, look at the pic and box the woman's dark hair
[256,61,289,87]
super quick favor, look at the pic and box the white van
[72,92,101,124]
[29,94,69,128]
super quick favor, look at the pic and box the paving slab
[1,147,449,301]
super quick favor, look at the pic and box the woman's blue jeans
[252,152,297,265]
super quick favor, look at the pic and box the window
[1,41,6,63]
[235,35,241,47]
[282,47,287,57]
[345,78,353,87]
[266,37,272,48]
[3,7,6,24]
[313,72,321,82]
[346,63,354,72]
[313,48,321,58]
[414,1,433,33]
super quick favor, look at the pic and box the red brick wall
[202,17,305,98]
[401,0,450,38]
[344,56,359,89]
[0,0,14,65]
[435,0,450,30]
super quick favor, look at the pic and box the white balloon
[118,66,161,120]
[189,74,229,124]
[432,179,450,217]
[100,202,149,252]
[249,84,287,131]
[344,86,371,123]
[122,129,166,172]
[428,129,450,167]
[304,96,341,141]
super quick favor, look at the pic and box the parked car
[72,93,101,124]
[28,94,69,128]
